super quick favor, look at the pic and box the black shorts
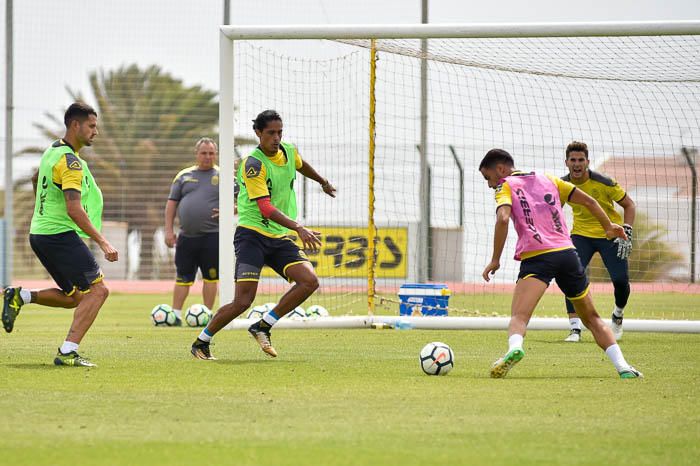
[234,226,310,282]
[175,232,219,284]
[29,231,103,295]
[518,248,589,300]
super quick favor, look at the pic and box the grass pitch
[1,292,699,466]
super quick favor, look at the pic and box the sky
[1,0,699,159]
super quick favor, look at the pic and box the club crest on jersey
[65,153,82,170]
[245,157,262,178]
[211,175,219,185]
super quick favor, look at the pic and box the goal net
[220,23,700,329]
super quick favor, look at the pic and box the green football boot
[490,347,525,378]
[2,287,24,333]
[54,350,97,367]
[619,366,643,379]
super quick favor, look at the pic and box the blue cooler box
[398,283,450,316]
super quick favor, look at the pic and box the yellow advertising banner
[261,226,408,278]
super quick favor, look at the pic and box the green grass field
[1,292,699,466]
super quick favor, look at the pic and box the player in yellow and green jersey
[2,102,118,367]
[190,110,336,360]
[561,141,636,342]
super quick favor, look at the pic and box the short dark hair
[252,109,282,131]
[566,141,589,159]
[64,102,97,128]
[479,148,514,170]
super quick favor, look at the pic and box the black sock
[258,319,272,329]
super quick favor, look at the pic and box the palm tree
[587,212,685,282]
[15,64,254,279]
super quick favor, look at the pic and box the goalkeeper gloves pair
[614,224,633,260]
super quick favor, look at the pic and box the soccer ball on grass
[263,302,277,311]
[419,342,454,376]
[185,304,212,327]
[306,305,329,318]
[285,306,306,320]
[246,305,268,320]
[151,304,177,327]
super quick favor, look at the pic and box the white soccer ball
[263,302,277,312]
[286,306,306,320]
[151,304,176,327]
[419,342,455,376]
[185,304,212,327]
[246,305,268,320]
[306,304,329,318]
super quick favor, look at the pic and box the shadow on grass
[504,375,611,380]
[207,359,295,366]
[414,372,608,380]
[5,363,59,370]
[528,337,591,345]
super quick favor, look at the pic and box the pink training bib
[503,172,573,260]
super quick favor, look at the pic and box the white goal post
[218,21,700,332]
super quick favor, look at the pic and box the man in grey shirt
[164,138,220,325]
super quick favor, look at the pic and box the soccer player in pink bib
[479,149,642,379]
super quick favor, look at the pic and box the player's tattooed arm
[64,189,81,201]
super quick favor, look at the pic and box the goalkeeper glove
[614,224,633,260]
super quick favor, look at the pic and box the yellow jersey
[562,170,626,238]
[52,152,83,191]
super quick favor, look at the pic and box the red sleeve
[256,197,276,218]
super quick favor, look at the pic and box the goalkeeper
[561,141,635,342]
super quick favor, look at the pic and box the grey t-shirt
[168,166,219,237]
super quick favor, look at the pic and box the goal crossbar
[221,20,700,41]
